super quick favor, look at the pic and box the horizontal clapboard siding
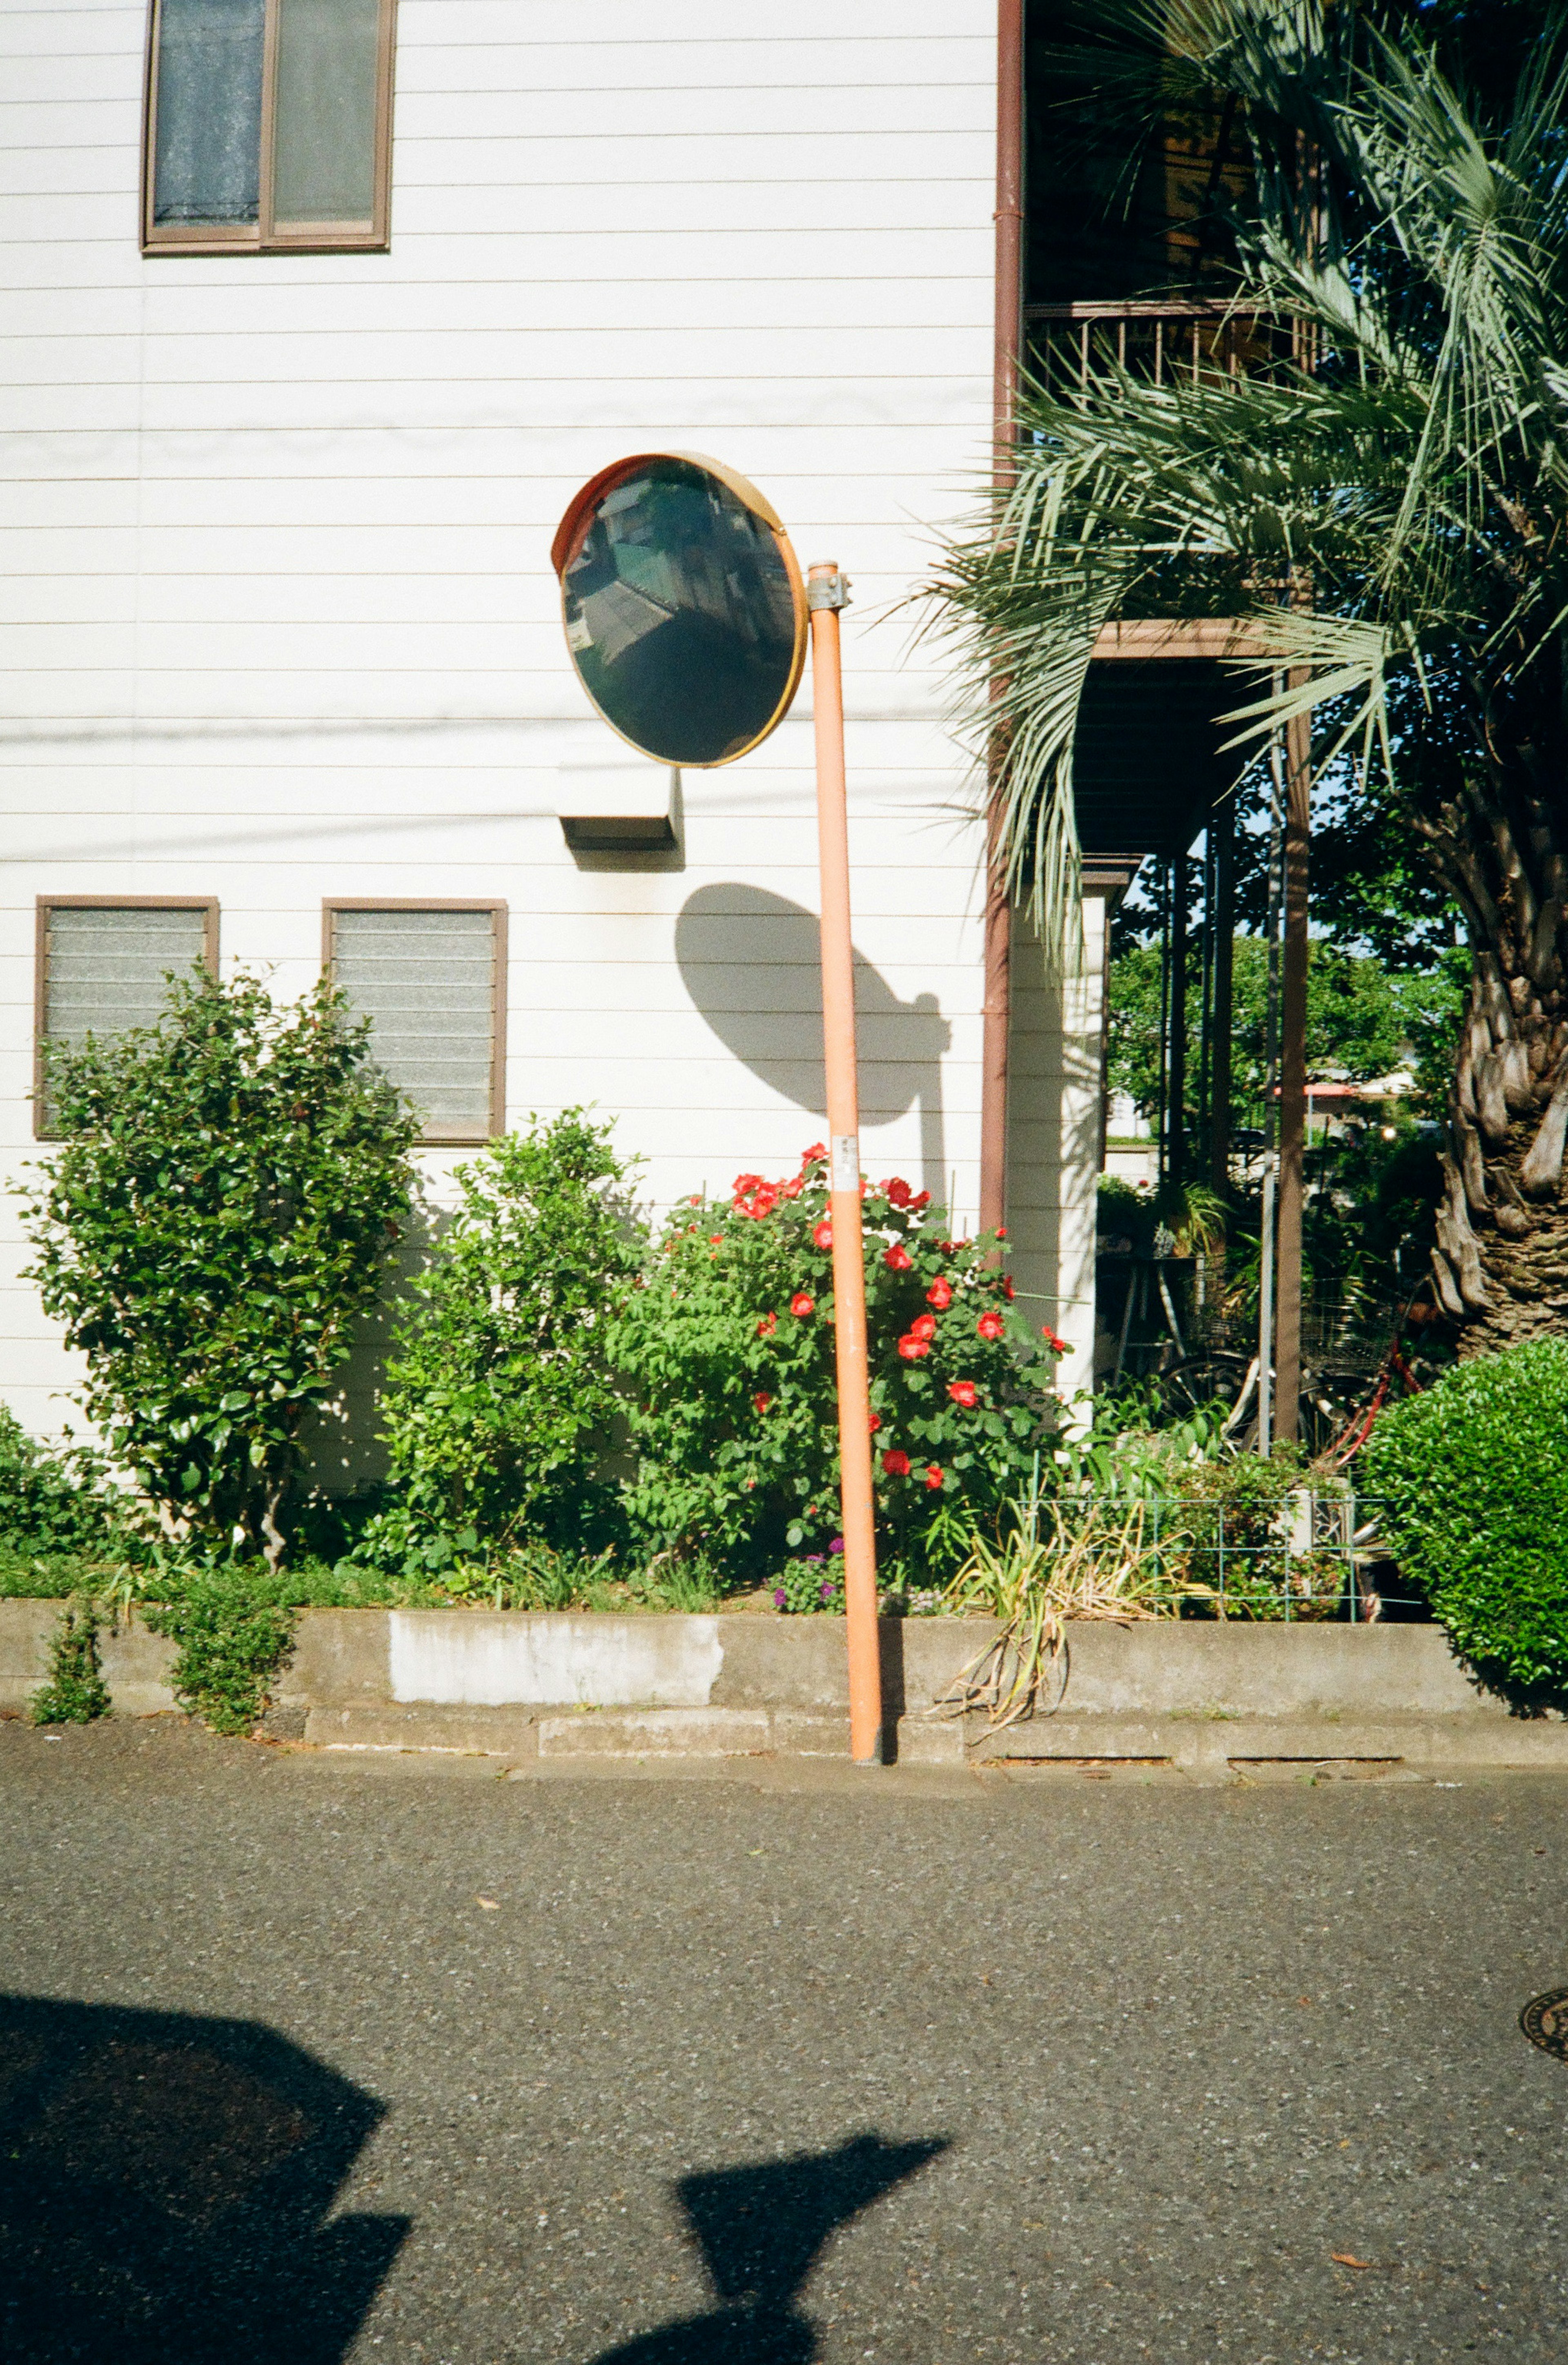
[0,2,1092,1441]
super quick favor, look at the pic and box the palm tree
[932,0,1568,1354]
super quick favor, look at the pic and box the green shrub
[1362,1339,1568,1686]
[29,1594,111,1725]
[612,1146,1064,1588]
[0,1407,129,1559]
[774,1553,846,1614]
[359,1111,643,1572]
[145,1561,298,1735]
[23,968,421,1568]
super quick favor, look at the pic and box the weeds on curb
[29,1594,111,1725]
[145,1564,298,1736]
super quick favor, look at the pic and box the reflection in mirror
[561,459,801,766]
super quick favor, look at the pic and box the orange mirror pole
[807,561,883,1766]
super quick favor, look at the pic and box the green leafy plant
[23,967,421,1568]
[773,1553,846,1615]
[360,1111,643,1572]
[145,1560,298,1735]
[1363,1340,1568,1688]
[28,1594,111,1725]
[1169,1446,1344,1620]
[613,1147,1066,1588]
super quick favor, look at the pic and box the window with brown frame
[34,897,219,1137]
[143,0,396,255]
[323,902,506,1145]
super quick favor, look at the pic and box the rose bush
[612,1145,1065,1586]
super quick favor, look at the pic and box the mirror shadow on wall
[675,886,952,1199]
[0,1993,408,2363]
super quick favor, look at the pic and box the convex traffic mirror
[550,453,807,767]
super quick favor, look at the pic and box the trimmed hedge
[1363,1338,1568,1688]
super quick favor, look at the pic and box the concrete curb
[3,1599,1565,1773]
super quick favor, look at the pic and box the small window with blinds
[324,902,506,1144]
[143,0,397,255]
[34,898,218,1137]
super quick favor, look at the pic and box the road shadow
[592,2129,949,2363]
[0,1993,408,2363]
[675,885,951,1197]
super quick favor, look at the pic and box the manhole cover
[1520,1990,1568,2059]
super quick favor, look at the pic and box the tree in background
[24,970,419,1567]
[935,0,1568,1351]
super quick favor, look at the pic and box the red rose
[977,1310,1005,1341]
[753,1393,771,1414]
[884,1244,912,1272]
[867,1412,882,1434]
[1041,1324,1069,1352]
[780,1177,803,1199]
[885,1178,913,1209]
[813,1218,833,1249]
[1003,1276,1016,1300]
[710,1235,724,1247]
[924,1464,944,1490]
[757,1312,777,1337]
[996,1226,1008,1239]
[801,1142,826,1165]
[911,1190,931,1211]
[882,1449,911,1476]
[910,1313,937,1342]
[791,1292,815,1318]
[897,1334,930,1361]
[947,1379,978,1408]
[732,1173,763,1199]
[926,1278,953,1309]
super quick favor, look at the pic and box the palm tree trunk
[1423,732,1568,1353]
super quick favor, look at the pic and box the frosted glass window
[150,0,266,227]
[273,0,382,225]
[37,902,216,1135]
[328,906,503,1142]
[145,0,395,251]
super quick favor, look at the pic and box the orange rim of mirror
[550,451,808,769]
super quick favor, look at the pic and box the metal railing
[1024,300,1311,399]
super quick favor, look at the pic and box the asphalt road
[2,1721,1567,2365]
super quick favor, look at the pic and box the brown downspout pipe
[1273,698,1312,1442]
[979,0,1026,1241]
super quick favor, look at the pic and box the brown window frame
[322,898,508,1147]
[34,895,220,1140]
[141,0,398,257]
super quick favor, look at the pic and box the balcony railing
[1023,300,1311,399]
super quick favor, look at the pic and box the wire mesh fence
[1096,1490,1419,1621]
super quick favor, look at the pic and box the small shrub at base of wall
[28,1595,111,1725]
[145,1564,300,1737]
[1362,1337,1568,1689]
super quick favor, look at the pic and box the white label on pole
[831,1134,860,1193]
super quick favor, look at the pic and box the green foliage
[0,1406,129,1559]
[612,1147,1065,1588]
[362,1112,642,1572]
[23,968,421,1569]
[774,1554,846,1615]
[1363,1340,1568,1688]
[28,1594,111,1725]
[1168,1446,1343,1619]
[1108,938,1412,1122]
[145,1561,298,1735]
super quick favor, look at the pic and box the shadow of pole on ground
[590,2131,950,2364]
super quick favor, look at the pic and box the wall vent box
[556,766,679,850]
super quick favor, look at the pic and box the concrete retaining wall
[3,1599,1564,1774]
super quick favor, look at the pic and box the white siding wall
[0,2,1087,1449]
